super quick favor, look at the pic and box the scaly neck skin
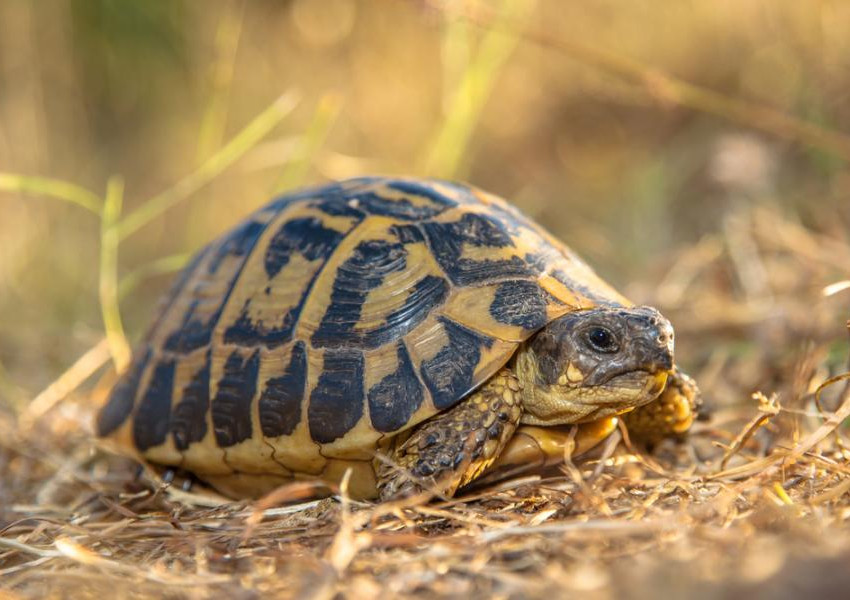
[513,342,668,426]
[514,345,600,425]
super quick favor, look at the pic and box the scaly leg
[377,369,523,500]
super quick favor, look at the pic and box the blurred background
[0,0,848,418]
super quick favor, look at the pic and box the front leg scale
[376,369,523,500]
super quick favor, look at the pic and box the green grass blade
[272,93,342,194]
[422,0,535,178]
[195,1,244,163]
[116,90,301,241]
[100,176,132,371]
[447,2,850,163]
[0,173,102,215]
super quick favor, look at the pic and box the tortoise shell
[96,177,630,488]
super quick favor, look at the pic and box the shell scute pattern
[419,317,496,410]
[170,349,211,450]
[489,280,554,330]
[98,177,626,480]
[164,219,267,355]
[310,238,409,348]
[420,213,535,287]
[257,341,306,438]
[96,347,152,437]
[366,341,424,433]
[307,347,366,444]
[221,203,363,351]
[210,349,261,448]
[132,358,177,451]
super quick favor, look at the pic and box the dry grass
[2,202,849,599]
[2,2,850,598]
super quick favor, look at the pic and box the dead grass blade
[430,0,850,160]
[99,176,131,371]
[0,173,102,215]
[18,338,110,428]
[116,90,300,240]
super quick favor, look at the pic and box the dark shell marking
[490,280,552,330]
[164,220,267,354]
[421,317,496,409]
[171,350,212,451]
[308,348,365,444]
[211,349,261,448]
[367,275,450,348]
[133,358,176,451]
[311,240,408,348]
[421,213,537,286]
[259,341,307,438]
[96,347,152,437]
[263,217,344,280]
[224,213,363,351]
[101,177,625,471]
[368,342,425,433]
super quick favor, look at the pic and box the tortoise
[96,176,699,500]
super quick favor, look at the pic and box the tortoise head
[516,306,674,425]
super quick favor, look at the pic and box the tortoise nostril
[655,323,675,349]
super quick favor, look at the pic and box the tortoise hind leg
[377,369,523,500]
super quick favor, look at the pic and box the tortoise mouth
[593,369,669,403]
[520,369,670,427]
[566,370,669,423]
[562,369,669,418]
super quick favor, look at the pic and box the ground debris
[2,205,850,599]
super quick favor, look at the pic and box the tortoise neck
[513,344,562,423]
[513,341,612,426]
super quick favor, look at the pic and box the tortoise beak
[639,306,674,373]
[651,346,674,373]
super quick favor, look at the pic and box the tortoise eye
[585,327,619,353]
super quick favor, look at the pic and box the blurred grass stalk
[0,173,102,215]
[99,176,131,371]
[423,0,536,178]
[117,253,193,301]
[0,91,301,375]
[117,90,300,240]
[196,0,245,164]
[446,0,850,163]
[273,92,343,194]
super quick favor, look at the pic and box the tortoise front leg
[622,366,701,444]
[377,369,523,500]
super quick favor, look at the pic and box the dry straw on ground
[3,3,850,598]
[1,203,849,599]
